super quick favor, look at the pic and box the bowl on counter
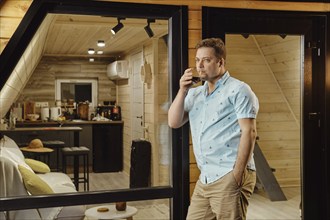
[26,114,40,121]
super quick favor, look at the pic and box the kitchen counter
[16,120,123,127]
[0,126,82,131]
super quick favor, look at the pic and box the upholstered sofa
[0,135,85,220]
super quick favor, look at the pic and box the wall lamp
[144,19,155,38]
[111,18,125,35]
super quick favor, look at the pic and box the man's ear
[219,58,224,67]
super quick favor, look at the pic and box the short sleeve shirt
[184,72,259,184]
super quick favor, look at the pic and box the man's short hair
[195,38,226,60]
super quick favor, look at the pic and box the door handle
[308,112,320,120]
[308,112,320,127]
[136,116,143,126]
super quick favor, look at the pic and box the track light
[88,48,95,55]
[144,19,155,38]
[97,40,105,47]
[111,18,125,35]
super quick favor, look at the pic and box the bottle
[8,107,16,130]
[112,102,121,121]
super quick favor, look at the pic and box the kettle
[41,107,50,121]
[50,107,61,121]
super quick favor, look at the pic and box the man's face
[195,47,221,81]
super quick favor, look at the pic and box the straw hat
[20,139,53,153]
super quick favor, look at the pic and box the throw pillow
[18,165,54,195]
[25,158,50,173]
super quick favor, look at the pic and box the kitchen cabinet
[92,123,123,172]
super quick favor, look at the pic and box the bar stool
[62,146,90,191]
[43,140,65,171]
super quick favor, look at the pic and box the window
[55,79,98,107]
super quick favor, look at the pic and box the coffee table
[85,205,138,220]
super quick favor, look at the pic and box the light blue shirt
[184,72,259,184]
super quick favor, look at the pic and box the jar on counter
[77,102,89,120]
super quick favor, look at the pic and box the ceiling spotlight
[89,58,95,62]
[97,50,104,55]
[97,40,105,47]
[144,19,155,38]
[88,48,95,55]
[111,18,125,35]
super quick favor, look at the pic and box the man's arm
[168,88,189,128]
[233,118,257,185]
[168,69,194,128]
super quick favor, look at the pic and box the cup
[190,67,201,85]
[115,202,126,211]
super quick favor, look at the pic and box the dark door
[202,8,327,220]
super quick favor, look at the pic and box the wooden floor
[84,172,301,220]
[247,187,301,220]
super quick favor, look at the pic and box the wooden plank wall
[17,56,116,107]
[117,39,169,187]
[227,35,301,187]
[1,0,329,197]
[157,38,170,186]
[0,0,33,53]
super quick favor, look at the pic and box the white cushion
[38,172,76,193]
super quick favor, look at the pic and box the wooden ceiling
[44,14,168,60]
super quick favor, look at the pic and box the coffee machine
[96,103,121,121]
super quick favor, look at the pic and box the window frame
[0,1,189,219]
[55,78,98,108]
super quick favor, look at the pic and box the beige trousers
[186,169,256,220]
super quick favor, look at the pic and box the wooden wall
[0,0,33,53]
[1,0,329,197]
[157,38,170,186]
[227,35,301,187]
[117,38,169,187]
[17,57,116,106]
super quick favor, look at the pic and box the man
[168,38,259,219]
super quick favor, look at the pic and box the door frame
[202,7,328,219]
[0,1,189,219]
